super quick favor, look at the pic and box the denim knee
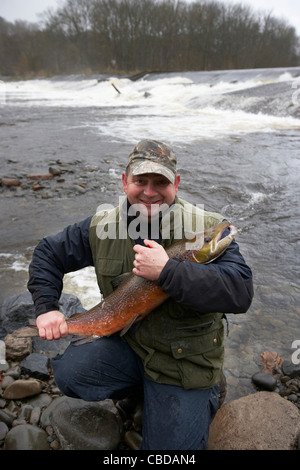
[50,336,143,402]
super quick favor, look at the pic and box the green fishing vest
[89,196,225,390]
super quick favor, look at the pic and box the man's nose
[143,182,157,197]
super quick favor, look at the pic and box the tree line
[0,0,299,77]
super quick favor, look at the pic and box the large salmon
[16,221,237,340]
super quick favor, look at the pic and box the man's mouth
[140,200,162,206]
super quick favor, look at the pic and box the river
[1,67,300,401]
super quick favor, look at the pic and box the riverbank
[1,333,300,451]
[1,292,300,451]
[1,68,300,421]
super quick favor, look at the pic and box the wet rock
[31,182,43,191]
[43,396,123,450]
[0,421,9,441]
[12,418,26,427]
[1,177,20,187]
[1,375,15,389]
[26,173,53,180]
[288,394,298,403]
[4,334,32,360]
[0,409,15,427]
[252,372,277,391]
[50,439,61,450]
[20,352,50,380]
[74,184,86,194]
[27,392,53,409]
[3,379,42,399]
[4,364,21,379]
[29,406,42,425]
[0,291,85,340]
[208,391,300,450]
[0,292,36,336]
[41,190,54,199]
[40,396,65,428]
[19,404,33,421]
[49,166,61,177]
[124,430,142,450]
[282,360,300,379]
[4,424,50,450]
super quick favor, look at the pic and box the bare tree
[0,0,299,76]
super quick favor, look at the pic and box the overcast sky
[1,0,300,35]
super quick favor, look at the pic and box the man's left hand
[133,239,169,280]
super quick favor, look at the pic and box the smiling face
[122,170,180,220]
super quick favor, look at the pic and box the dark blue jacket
[28,216,253,317]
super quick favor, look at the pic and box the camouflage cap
[127,139,177,183]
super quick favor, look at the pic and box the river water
[1,67,300,401]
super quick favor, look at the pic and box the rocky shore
[1,292,300,451]
[0,292,143,450]
[1,158,122,202]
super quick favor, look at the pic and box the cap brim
[130,161,175,183]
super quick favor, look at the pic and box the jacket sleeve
[27,217,93,317]
[157,233,253,314]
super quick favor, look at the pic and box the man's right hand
[36,310,69,340]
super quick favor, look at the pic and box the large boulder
[208,391,300,450]
[4,424,50,450]
[1,292,86,357]
[41,396,123,450]
[0,291,85,337]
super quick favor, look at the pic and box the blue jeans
[51,335,219,450]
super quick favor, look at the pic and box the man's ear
[122,172,128,194]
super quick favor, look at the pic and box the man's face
[122,171,180,220]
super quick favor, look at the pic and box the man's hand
[36,310,68,341]
[133,239,169,281]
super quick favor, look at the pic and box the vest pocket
[170,326,224,389]
[170,327,223,360]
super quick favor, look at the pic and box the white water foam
[4,70,300,142]
[0,253,29,272]
[3,70,295,107]
[63,267,102,310]
[0,253,101,310]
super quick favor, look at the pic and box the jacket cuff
[157,258,182,287]
[35,301,60,317]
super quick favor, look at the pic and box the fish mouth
[216,221,231,241]
[215,222,237,248]
[211,221,237,254]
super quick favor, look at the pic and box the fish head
[190,220,237,263]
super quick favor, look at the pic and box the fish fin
[111,272,131,291]
[70,334,100,346]
[28,318,37,326]
[119,314,141,336]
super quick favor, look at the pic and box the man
[28,139,253,449]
